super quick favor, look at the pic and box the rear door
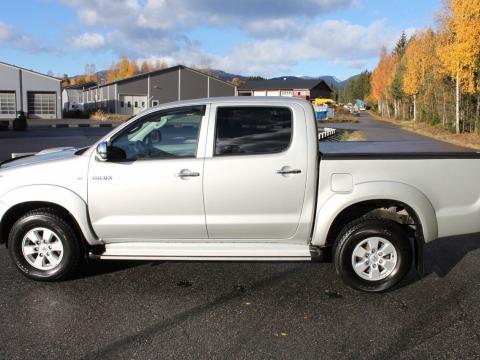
[203,104,308,239]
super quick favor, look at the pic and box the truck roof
[320,141,480,159]
[153,96,314,108]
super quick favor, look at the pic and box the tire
[333,217,412,292]
[7,208,82,281]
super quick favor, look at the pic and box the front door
[203,105,308,240]
[88,105,208,242]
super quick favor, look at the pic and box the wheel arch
[311,182,438,274]
[0,185,101,246]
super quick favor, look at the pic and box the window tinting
[215,107,292,156]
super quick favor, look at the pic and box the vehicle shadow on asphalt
[423,233,480,277]
[72,232,480,286]
[73,259,150,279]
[398,233,480,288]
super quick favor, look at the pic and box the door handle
[276,166,302,175]
[176,169,200,178]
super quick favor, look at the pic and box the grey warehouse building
[238,79,333,100]
[0,61,62,119]
[82,65,237,115]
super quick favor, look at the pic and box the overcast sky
[0,0,440,79]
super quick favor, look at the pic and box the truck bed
[319,141,480,159]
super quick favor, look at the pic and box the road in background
[328,112,470,150]
[0,128,110,161]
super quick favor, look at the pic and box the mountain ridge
[72,67,362,89]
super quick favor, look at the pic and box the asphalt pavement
[327,112,471,152]
[0,127,110,161]
[0,116,479,359]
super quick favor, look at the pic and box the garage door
[0,92,16,117]
[27,92,56,119]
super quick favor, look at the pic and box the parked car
[1,97,479,292]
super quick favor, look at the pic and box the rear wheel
[8,209,82,281]
[334,218,412,292]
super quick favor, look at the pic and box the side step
[90,242,315,261]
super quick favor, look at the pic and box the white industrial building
[0,61,62,119]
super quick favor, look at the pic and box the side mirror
[95,141,109,162]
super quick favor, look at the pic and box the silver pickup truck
[1,97,479,292]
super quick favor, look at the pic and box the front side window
[215,107,292,156]
[109,106,204,161]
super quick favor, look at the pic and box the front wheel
[334,218,412,292]
[8,209,82,281]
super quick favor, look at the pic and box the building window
[120,101,124,108]
[127,101,131,108]
[134,101,138,108]
[142,101,145,107]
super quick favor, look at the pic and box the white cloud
[213,20,398,75]
[60,0,403,76]
[244,18,298,38]
[71,32,106,50]
[0,21,51,53]
[78,9,98,26]
[0,21,14,43]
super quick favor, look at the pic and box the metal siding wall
[21,70,62,119]
[149,70,179,104]
[101,86,108,100]
[0,64,21,118]
[105,85,115,112]
[62,89,83,111]
[180,69,208,100]
[61,89,68,111]
[209,78,236,97]
[118,77,148,96]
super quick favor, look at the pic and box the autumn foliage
[370,0,480,133]
[68,57,169,86]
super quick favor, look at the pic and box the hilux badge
[92,175,112,181]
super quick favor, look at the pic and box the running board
[89,242,313,261]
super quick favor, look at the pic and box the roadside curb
[31,123,115,129]
[0,121,115,129]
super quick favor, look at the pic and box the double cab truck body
[1,97,479,291]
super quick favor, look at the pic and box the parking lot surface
[0,121,479,359]
[0,127,110,161]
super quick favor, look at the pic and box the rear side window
[215,107,292,156]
